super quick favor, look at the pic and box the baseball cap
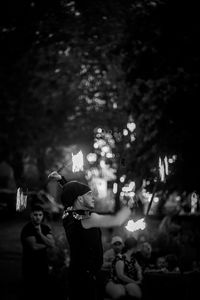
[61,181,91,208]
[111,236,123,245]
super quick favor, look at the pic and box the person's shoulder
[21,222,34,239]
[64,214,82,231]
[114,254,125,266]
[21,222,32,232]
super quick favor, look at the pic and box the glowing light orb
[125,218,146,232]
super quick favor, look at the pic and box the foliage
[1,0,200,198]
[0,1,82,184]
[122,1,200,194]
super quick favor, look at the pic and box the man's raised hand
[48,171,62,181]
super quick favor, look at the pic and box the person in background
[165,254,180,273]
[154,256,168,272]
[105,236,143,299]
[100,235,124,295]
[20,202,55,300]
[102,236,124,271]
[137,232,148,244]
[48,171,132,300]
[135,241,153,272]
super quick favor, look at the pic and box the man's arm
[25,236,47,251]
[81,206,131,229]
[48,171,67,187]
[38,232,55,248]
[35,225,55,248]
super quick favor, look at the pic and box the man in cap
[48,171,132,300]
[102,236,124,271]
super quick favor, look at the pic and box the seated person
[102,236,124,271]
[105,236,142,299]
[154,256,168,272]
[165,254,180,273]
[135,241,154,272]
[100,236,124,292]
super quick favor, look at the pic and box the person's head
[30,205,44,226]
[139,241,152,258]
[111,236,123,254]
[61,181,93,210]
[124,236,138,253]
[156,256,166,269]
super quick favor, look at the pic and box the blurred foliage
[0,0,200,198]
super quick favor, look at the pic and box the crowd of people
[19,171,200,300]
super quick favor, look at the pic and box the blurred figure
[100,236,124,297]
[155,256,168,272]
[179,229,197,273]
[136,241,153,272]
[137,232,148,244]
[105,236,142,299]
[165,254,180,273]
[157,209,181,256]
[192,260,200,272]
[20,203,55,300]
[102,236,124,271]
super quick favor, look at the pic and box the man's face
[31,210,44,225]
[112,242,123,254]
[82,191,95,210]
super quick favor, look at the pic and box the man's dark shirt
[63,214,103,277]
[59,175,105,300]
[59,175,103,275]
[21,222,52,277]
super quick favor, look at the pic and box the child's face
[157,257,166,268]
